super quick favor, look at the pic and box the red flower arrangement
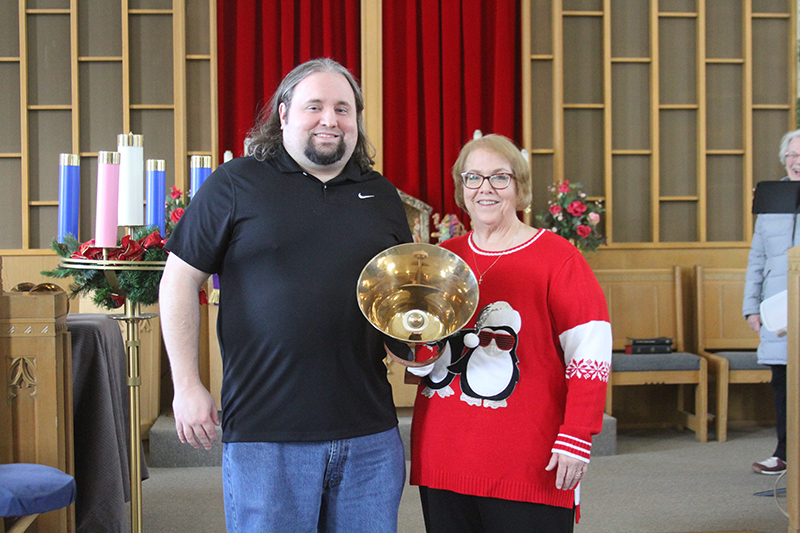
[536,180,606,252]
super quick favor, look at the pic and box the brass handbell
[357,243,479,366]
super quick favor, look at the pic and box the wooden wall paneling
[0,255,61,294]
[602,0,612,240]
[562,10,604,200]
[186,62,211,153]
[528,0,555,224]
[706,155,744,241]
[361,0,382,173]
[0,2,19,57]
[612,63,650,152]
[185,0,213,165]
[750,10,794,204]
[530,154,555,225]
[0,160,23,251]
[70,0,79,160]
[521,0,531,224]
[604,0,620,244]
[122,0,131,133]
[77,7,123,246]
[659,12,698,243]
[660,202,696,243]
[650,0,661,243]
[173,0,187,194]
[523,0,794,248]
[743,1,754,244]
[706,100,744,239]
[553,0,564,185]
[1,2,23,251]
[26,7,73,250]
[19,1,30,250]
[787,245,800,533]
[611,155,651,242]
[660,110,697,197]
[208,0,218,167]
[792,0,798,131]
[697,0,707,243]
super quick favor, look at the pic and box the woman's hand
[545,452,587,491]
[746,313,761,334]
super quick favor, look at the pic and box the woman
[743,128,800,475]
[409,134,612,532]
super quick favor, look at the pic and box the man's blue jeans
[222,427,406,532]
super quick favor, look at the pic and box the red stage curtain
[217,0,361,160]
[382,0,522,220]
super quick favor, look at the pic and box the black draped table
[68,313,149,533]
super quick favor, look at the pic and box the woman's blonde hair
[451,134,532,212]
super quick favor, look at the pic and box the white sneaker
[752,456,786,475]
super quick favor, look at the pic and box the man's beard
[305,136,347,166]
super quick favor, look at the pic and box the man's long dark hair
[246,58,375,172]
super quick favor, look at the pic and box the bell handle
[383,341,444,368]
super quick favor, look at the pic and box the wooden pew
[694,266,771,442]
[594,267,708,442]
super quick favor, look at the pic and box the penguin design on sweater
[448,301,521,409]
[417,333,466,398]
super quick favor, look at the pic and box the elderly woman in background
[743,128,800,475]
[409,134,612,532]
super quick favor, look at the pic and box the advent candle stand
[59,255,164,533]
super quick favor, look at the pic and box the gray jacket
[743,192,800,365]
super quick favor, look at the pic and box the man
[159,58,412,532]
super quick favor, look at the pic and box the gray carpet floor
[140,425,789,533]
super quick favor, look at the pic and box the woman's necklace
[470,225,522,285]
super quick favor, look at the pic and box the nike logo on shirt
[358,193,375,199]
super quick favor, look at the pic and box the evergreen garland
[42,226,167,310]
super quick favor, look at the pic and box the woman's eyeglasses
[461,172,514,190]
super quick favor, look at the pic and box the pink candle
[95,151,121,248]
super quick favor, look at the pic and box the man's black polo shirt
[165,147,413,442]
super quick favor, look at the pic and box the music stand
[752,180,800,214]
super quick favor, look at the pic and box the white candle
[117,132,144,226]
[223,150,233,163]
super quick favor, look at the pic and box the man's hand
[172,384,220,450]
[746,313,761,334]
[545,452,587,491]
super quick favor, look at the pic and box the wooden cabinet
[0,289,74,533]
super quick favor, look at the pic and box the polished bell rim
[357,243,479,356]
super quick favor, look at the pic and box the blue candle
[58,153,80,243]
[145,159,166,235]
[190,155,212,199]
